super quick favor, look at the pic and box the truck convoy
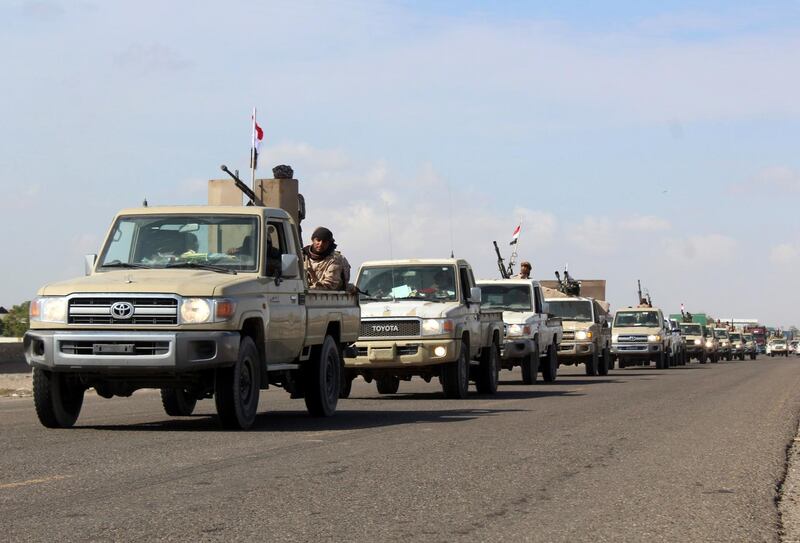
[477,278,562,384]
[24,204,360,429]
[345,259,504,398]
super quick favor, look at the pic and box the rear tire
[442,341,470,399]
[476,342,499,394]
[304,335,341,417]
[33,368,84,429]
[215,336,260,430]
[541,344,558,383]
[161,388,197,416]
[376,376,400,394]
[656,351,666,369]
[521,345,539,385]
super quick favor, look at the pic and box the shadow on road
[77,405,528,433]
[362,387,582,401]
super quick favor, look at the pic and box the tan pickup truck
[24,205,359,429]
[546,295,612,376]
[344,259,504,399]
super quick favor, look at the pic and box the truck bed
[306,290,360,345]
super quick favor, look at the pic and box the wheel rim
[324,350,337,403]
[239,358,254,405]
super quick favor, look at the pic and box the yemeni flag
[509,224,521,245]
[250,108,264,170]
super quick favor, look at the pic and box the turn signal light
[216,300,236,320]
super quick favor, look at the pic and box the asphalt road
[2,357,800,542]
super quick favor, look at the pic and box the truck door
[263,219,306,364]
[459,265,481,358]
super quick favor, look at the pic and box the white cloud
[619,215,671,232]
[566,216,615,255]
[770,243,800,264]
[662,233,738,263]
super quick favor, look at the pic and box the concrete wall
[0,339,24,362]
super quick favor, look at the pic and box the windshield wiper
[101,262,152,269]
[165,262,237,275]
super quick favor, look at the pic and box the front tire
[476,342,499,394]
[541,344,558,383]
[215,336,260,429]
[598,348,610,376]
[656,351,666,369]
[33,368,85,429]
[521,347,539,385]
[304,335,341,417]
[585,350,599,376]
[442,341,470,399]
[161,388,197,416]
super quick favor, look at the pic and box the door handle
[270,296,280,303]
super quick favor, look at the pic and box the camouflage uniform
[305,251,351,290]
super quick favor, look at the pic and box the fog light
[434,346,447,357]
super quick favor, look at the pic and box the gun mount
[554,267,581,296]
[493,241,510,279]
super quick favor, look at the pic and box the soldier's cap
[311,226,334,242]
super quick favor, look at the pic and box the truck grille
[59,340,170,356]
[68,297,178,325]
[563,331,575,340]
[360,319,420,338]
[617,335,648,343]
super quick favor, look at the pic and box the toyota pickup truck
[24,205,359,429]
[611,306,671,369]
[545,294,611,376]
[679,321,707,363]
[714,328,733,361]
[477,279,562,384]
[343,259,504,398]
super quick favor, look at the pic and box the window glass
[356,265,457,302]
[266,221,287,277]
[479,284,532,311]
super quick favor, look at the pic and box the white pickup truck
[24,205,360,429]
[477,279,562,383]
[344,259,504,399]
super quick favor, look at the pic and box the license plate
[93,343,135,354]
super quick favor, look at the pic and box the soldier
[303,226,351,290]
[515,261,532,279]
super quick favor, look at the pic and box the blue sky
[0,1,798,327]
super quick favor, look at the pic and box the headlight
[647,334,661,342]
[706,340,713,347]
[181,298,212,323]
[30,297,68,323]
[575,330,592,340]
[422,319,454,336]
[694,339,702,345]
[507,324,532,337]
[721,341,728,346]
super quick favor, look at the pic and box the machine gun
[493,241,510,279]
[637,279,652,307]
[220,165,264,207]
[554,267,581,296]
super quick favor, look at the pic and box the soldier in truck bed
[302,226,351,290]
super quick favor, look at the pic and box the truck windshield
[614,310,659,327]
[357,265,457,302]
[730,333,742,341]
[98,214,260,273]
[546,300,592,321]
[744,334,753,341]
[478,284,532,311]
[680,324,702,335]
[714,329,729,339]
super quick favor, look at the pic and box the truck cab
[702,325,720,363]
[713,328,733,361]
[478,279,562,384]
[611,307,671,369]
[679,321,706,363]
[25,206,360,429]
[345,259,504,399]
[729,332,746,360]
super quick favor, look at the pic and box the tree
[3,301,30,337]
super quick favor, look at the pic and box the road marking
[0,475,72,490]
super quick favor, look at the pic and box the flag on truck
[250,108,264,170]
[510,224,521,245]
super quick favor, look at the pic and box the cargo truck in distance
[24,205,360,429]
[477,279,562,384]
[611,307,672,369]
[344,259,504,398]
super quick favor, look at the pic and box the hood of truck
[502,310,538,325]
[612,325,661,336]
[560,320,596,332]
[360,300,464,319]
[38,269,247,297]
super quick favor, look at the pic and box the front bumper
[611,343,663,357]
[501,338,534,360]
[24,329,240,372]
[345,338,460,368]
[557,341,595,359]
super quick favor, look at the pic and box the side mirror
[281,254,299,278]
[468,286,482,304]
[84,254,97,276]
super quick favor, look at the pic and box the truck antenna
[220,164,264,206]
